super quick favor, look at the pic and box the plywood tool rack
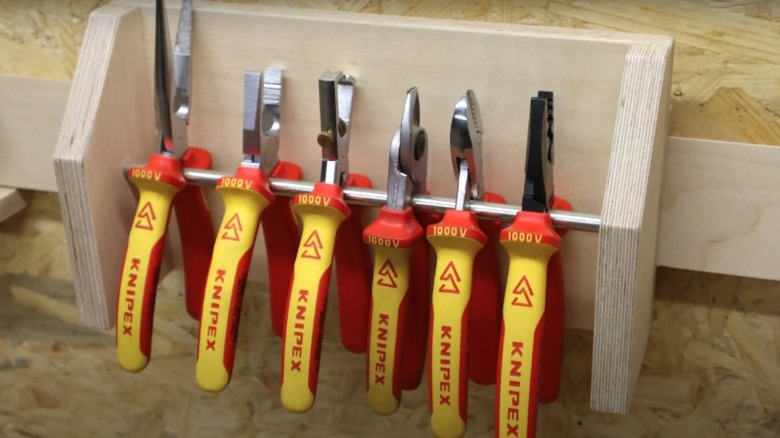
[52,0,673,413]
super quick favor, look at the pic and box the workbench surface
[1,1,778,437]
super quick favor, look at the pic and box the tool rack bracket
[53,0,673,413]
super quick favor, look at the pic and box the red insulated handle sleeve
[174,147,216,320]
[400,210,440,391]
[469,191,505,386]
[538,195,571,404]
[261,161,303,336]
[334,173,374,353]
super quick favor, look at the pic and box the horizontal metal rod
[128,164,601,233]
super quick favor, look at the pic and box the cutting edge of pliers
[522,91,555,214]
[155,0,192,157]
[242,67,283,175]
[450,89,484,210]
[386,87,428,211]
[317,70,356,186]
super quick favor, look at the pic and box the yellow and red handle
[195,166,274,392]
[116,154,186,372]
[539,196,571,404]
[363,207,423,415]
[280,183,350,413]
[495,212,560,438]
[174,147,216,320]
[427,210,486,438]
[469,191,505,385]
[334,173,373,353]
[261,161,303,336]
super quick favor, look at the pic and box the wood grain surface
[1,1,779,437]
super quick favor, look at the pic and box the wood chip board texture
[53,1,673,413]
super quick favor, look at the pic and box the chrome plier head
[386,87,428,211]
[450,89,484,210]
[522,91,555,213]
[154,0,193,157]
[242,68,283,175]
[317,70,356,186]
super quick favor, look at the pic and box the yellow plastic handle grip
[426,210,486,438]
[196,171,273,392]
[280,185,349,413]
[496,212,560,438]
[366,244,413,415]
[116,163,183,372]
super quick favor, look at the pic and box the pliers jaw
[522,91,555,213]
[317,70,356,186]
[450,89,484,210]
[154,0,192,158]
[386,87,428,211]
[242,68,282,175]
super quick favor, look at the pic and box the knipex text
[431,226,467,238]
[505,231,542,244]
[297,194,331,207]
[438,325,453,406]
[220,178,253,190]
[290,289,309,372]
[374,313,390,385]
[505,341,525,437]
[366,236,400,247]
[121,258,141,336]
[131,168,161,181]
[204,269,227,351]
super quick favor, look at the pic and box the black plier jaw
[522,91,555,214]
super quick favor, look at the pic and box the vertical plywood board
[658,137,780,281]
[0,77,69,192]
[54,4,154,329]
[591,42,673,413]
[54,1,673,412]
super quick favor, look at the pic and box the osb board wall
[1,1,778,436]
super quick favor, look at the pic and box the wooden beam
[0,77,69,192]
[0,187,26,222]
[658,137,780,281]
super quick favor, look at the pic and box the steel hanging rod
[123,164,601,233]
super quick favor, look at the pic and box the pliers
[363,87,433,414]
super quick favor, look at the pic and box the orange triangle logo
[220,213,243,241]
[510,275,533,307]
[438,261,461,294]
[134,201,156,230]
[301,230,323,259]
[376,259,398,288]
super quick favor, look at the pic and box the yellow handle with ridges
[427,233,484,438]
[496,240,557,438]
[367,244,413,415]
[281,197,347,413]
[116,175,181,372]
[196,181,272,392]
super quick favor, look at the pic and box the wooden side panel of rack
[52,1,672,413]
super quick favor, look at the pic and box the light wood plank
[0,187,26,222]
[0,77,70,192]
[658,137,780,281]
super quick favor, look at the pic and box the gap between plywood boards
[5,74,777,282]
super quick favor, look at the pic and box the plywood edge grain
[0,77,70,192]
[591,39,674,413]
[658,137,780,281]
[53,3,148,329]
